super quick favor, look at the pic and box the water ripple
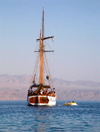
[0,100,100,132]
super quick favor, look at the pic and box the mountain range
[0,74,100,100]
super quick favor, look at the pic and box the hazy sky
[0,0,100,82]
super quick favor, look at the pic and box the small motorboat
[65,101,77,106]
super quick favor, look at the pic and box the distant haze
[0,74,100,100]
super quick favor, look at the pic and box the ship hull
[27,95,56,106]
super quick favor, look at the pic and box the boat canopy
[30,84,51,89]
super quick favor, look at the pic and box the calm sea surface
[0,100,100,132]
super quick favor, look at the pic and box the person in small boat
[68,101,70,103]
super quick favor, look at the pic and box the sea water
[0,100,100,132]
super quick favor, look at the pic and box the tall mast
[39,30,42,83]
[36,7,54,85]
[40,7,44,84]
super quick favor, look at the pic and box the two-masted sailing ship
[27,8,56,106]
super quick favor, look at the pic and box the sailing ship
[27,7,56,106]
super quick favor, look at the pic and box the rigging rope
[30,52,40,86]
[44,52,54,89]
